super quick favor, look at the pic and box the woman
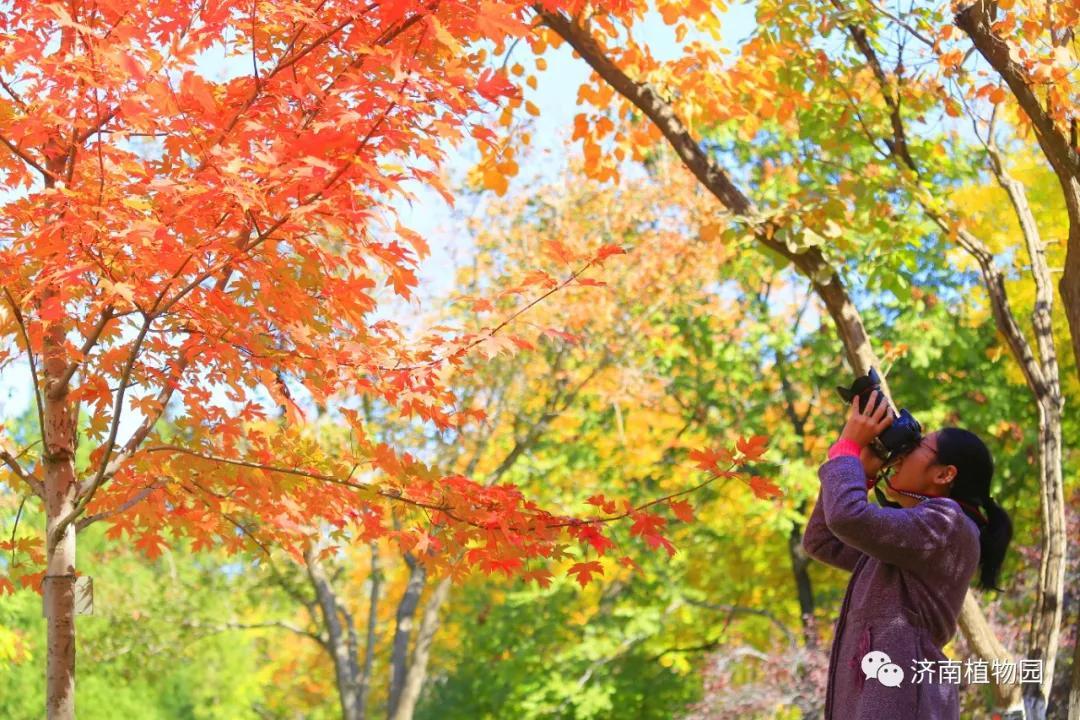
[802,390,1013,719]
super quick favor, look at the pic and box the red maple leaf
[476,68,518,102]
[586,494,618,514]
[568,560,604,588]
[643,533,677,557]
[481,556,523,577]
[39,295,63,321]
[575,523,616,556]
[629,510,667,538]
[523,568,555,588]
[135,532,167,561]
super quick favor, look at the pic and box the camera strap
[872,482,904,510]
[872,477,989,527]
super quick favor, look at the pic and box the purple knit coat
[802,455,982,720]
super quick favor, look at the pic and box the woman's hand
[840,389,893,448]
[859,445,886,483]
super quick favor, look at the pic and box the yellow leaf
[429,18,463,54]
[121,197,151,211]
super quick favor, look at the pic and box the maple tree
[0,1,778,718]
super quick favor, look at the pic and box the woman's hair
[936,427,1013,592]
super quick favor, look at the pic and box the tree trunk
[958,592,1025,712]
[772,335,818,649]
[1024,400,1067,718]
[389,576,452,720]
[387,555,425,718]
[306,548,362,720]
[357,543,382,717]
[42,284,78,720]
[1063,202,1080,389]
[947,151,1068,717]
[954,1,1080,387]
[940,222,1067,718]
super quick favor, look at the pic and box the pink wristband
[828,437,862,460]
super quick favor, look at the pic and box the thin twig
[0,75,27,109]
[378,257,603,374]
[3,288,46,444]
[9,496,27,566]
[75,479,168,531]
[546,464,741,529]
[143,445,467,519]
[182,619,326,646]
[863,0,934,47]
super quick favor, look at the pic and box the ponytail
[935,427,1013,592]
[976,496,1013,592]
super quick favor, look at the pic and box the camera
[836,368,923,464]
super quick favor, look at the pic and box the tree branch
[837,0,1059,403]
[52,305,115,399]
[182,619,326,647]
[982,118,1063,406]
[0,450,44,498]
[684,597,797,649]
[535,6,893,397]
[74,479,168,531]
[54,313,155,546]
[0,132,57,182]
[954,1,1080,178]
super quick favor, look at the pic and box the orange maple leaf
[593,243,626,264]
[669,499,694,523]
[736,435,769,461]
[748,475,783,500]
[523,568,555,588]
[688,447,733,472]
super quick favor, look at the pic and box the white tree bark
[42,283,78,720]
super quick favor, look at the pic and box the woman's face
[885,430,957,499]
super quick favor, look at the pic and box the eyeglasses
[885,436,938,469]
[916,437,939,462]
